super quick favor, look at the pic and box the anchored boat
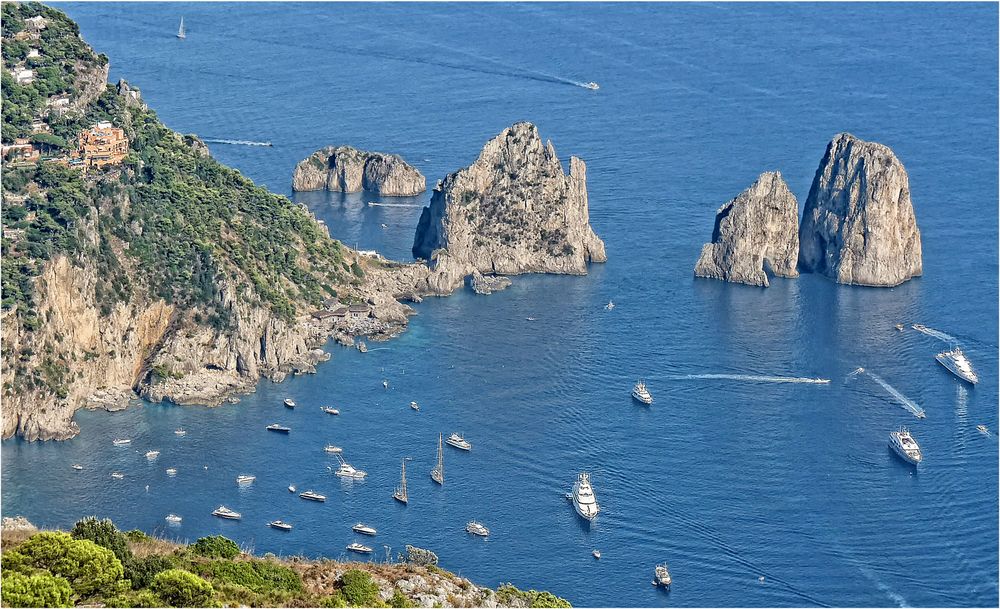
[431,433,444,485]
[145,450,160,459]
[466,521,490,537]
[632,381,653,405]
[324,445,343,454]
[889,426,922,465]
[299,490,327,502]
[236,475,256,485]
[266,424,291,433]
[410,401,420,411]
[283,398,296,409]
[446,432,471,451]
[352,523,377,536]
[393,459,409,504]
[334,455,367,479]
[112,438,131,446]
[269,520,292,531]
[165,514,182,524]
[212,505,241,520]
[654,564,672,587]
[322,407,340,415]
[347,542,373,554]
[571,472,600,521]
[174,428,187,436]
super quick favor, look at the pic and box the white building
[27,49,40,59]
[14,69,34,85]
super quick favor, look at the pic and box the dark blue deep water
[4,4,998,606]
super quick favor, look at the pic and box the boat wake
[849,367,925,418]
[366,202,423,208]
[911,324,958,344]
[672,374,831,384]
[202,138,273,147]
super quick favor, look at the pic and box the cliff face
[411,122,606,294]
[798,133,922,286]
[694,172,799,287]
[292,146,426,196]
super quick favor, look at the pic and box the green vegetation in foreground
[0,518,572,607]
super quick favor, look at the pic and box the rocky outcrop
[411,122,606,295]
[470,270,512,294]
[292,146,425,196]
[694,172,799,287]
[799,133,922,286]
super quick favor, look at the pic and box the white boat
[632,380,653,405]
[111,472,125,479]
[236,475,256,485]
[176,16,185,39]
[605,300,615,310]
[283,398,296,409]
[288,485,296,492]
[571,472,600,521]
[382,379,389,389]
[266,423,291,433]
[583,81,600,90]
[334,455,367,479]
[269,520,293,531]
[889,426,922,465]
[165,468,177,476]
[935,347,979,384]
[145,450,160,459]
[654,564,672,587]
[393,459,408,504]
[165,514,182,524]
[347,542,374,554]
[895,323,904,331]
[212,505,241,520]
[72,464,83,470]
[357,341,368,353]
[410,401,420,411]
[977,424,989,434]
[352,523,377,536]
[324,445,343,454]
[380,223,388,229]
[112,438,131,446]
[446,432,471,451]
[431,433,444,485]
[322,407,340,415]
[299,490,327,502]
[592,549,601,559]
[465,521,489,537]
[174,428,187,436]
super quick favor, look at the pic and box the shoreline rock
[412,122,606,295]
[292,146,426,196]
[798,133,922,286]
[470,270,513,294]
[694,171,799,287]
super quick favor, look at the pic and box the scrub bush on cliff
[339,569,382,607]
[5,531,125,597]
[191,535,241,559]
[0,570,74,608]
[151,569,215,607]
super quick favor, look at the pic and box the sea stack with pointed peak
[411,122,607,295]
[292,146,426,196]
[694,171,799,287]
[798,133,922,286]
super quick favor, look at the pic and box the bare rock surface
[292,146,426,196]
[412,122,606,295]
[694,171,799,287]
[798,133,922,286]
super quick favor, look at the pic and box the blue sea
[3,3,998,607]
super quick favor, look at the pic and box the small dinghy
[288,485,296,493]
[72,464,83,471]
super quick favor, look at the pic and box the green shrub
[126,554,175,590]
[191,535,240,559]
[388,588,416,608]
[1,571,73,607]
[105,589,164,608]
[71,517,133,565]
[13,532,124,597]
[197,558,302,594]
[339,569,380,607]
[320,590,348,607]
[530,590,572,608]
[151,569,214,607]
[125,529,151,542]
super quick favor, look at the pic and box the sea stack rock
[411,122,606,295]
[292,146,426,196]
[694,172,799,287]
[798,133,922,286]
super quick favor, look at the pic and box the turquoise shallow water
[3,3,998,606]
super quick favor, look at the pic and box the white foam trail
[858,566,910,608]
[911,324,958,344]
[366,202,423,208]
[854,368,926,418]
[672,374,831,384]
[202,139,272,147]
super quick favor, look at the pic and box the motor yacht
[410,401,420,411]
[352,523,377,536]
[592,549,601,559]
[266,424,291,433]
[212,506,241,520]
[145,450,160,459]
[324,445,343,454]
[347,543,374,554]
[632,380,653,405]
[288,485,296,493]
[165,468,177,476]
[322,407,340,415]
[571,473,600,521]
[446,432,471,451]
[935,347,979,384]
[174,428,187,436]
[236,475,256,485]
[299,490,327,502]
[111,472,124,479]
[112,438,131,446]
[895,323,904,331]
[283,398,296,409]
[334,455,367,479]
[654,564,672,587]
[269,520,293,531]
[466,521,490,537]
[165,514,182,524]
[889,426,922,465]
[72,464,83,470]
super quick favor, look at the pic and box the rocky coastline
[292,146,426,196]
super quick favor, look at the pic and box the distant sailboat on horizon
[176,17,186,39]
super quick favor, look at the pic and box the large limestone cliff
[798,133,922,286]
[694,172,799,287]
[292,146,426,196]
[411,122,606,295]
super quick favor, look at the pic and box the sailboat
[176,17,186,39]
[431,433,444,485]
[393,459,408,504]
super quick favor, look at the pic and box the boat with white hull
[352,523,377,536]
[889,426,922,465]
[935,347,979,384]
[446,433,471,451]
[431,433,444,485]
[571,472,600,521]
[632,381,653,404]
[334,455,367,479]
[212,506,241,520]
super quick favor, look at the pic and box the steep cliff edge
[411,122,606,295]
[798,133,922,286]
[694,172,799,287]
[292,146,426,196]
